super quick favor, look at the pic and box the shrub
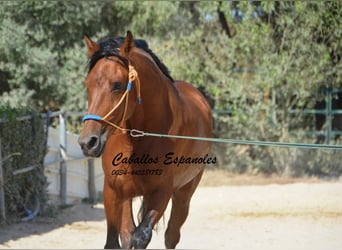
[0,105,47,223]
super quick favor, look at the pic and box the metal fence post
[326,88,332,144]
[59,111,67,205]
[0,138,6,221]
[88,158,96,204]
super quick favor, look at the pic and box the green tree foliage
[0,1,109,110]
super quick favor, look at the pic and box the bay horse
[78,31,212,249]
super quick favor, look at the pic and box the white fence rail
[44,126,104,205]
[0,111,104,220]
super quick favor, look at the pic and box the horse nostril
[79,135,99,151]
[87,136,99,150]
[78,133,105,157]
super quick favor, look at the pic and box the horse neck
[128,54,177,133]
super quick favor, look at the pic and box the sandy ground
[0,171,341,249]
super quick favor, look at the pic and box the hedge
[0,105,47,223]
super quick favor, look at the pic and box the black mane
[88,37,174,82]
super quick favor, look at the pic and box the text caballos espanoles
[112,152,216,167]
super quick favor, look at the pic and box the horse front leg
[103,180,122,249]
[120,199,136,249]
[131,190,172,249]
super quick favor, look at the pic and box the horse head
[78,31,140,157]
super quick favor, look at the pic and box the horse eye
[111,81,122,92]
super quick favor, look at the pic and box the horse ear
[84,35,99,58]
[120,31,135,57]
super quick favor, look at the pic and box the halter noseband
[82,63,141,132]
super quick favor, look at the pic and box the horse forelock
[88,38,128,73]
[87,37,174,82]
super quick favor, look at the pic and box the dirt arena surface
[0,170,341,249]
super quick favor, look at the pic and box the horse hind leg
[165,170,203,249]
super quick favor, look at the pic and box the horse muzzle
[78,129,108,157]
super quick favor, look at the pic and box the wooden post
[0,138,6,221]
[88,158,96,204]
